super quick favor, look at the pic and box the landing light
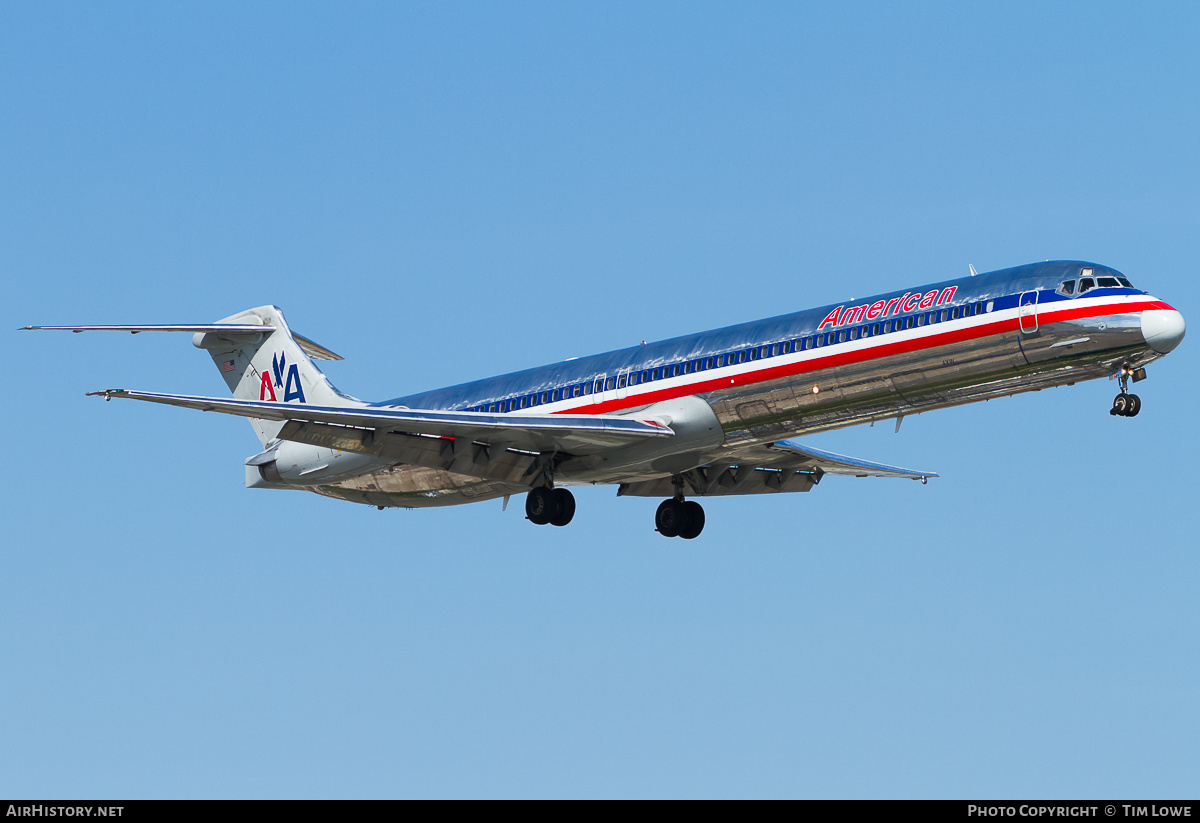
[812,386,820,394]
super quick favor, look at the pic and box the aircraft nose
[1141,307,1186,354]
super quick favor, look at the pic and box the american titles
[818,286,958,331]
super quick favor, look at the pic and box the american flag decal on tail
[222,359,235,373]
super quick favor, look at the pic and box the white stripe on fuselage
[505,292,1158,417]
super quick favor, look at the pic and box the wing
[765,439,938,478]
[617,437,936,497]
[87,389,671,454]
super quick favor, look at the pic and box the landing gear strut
[655,478,705,539]
[525,486,576,527]
[1110,368,1142,418]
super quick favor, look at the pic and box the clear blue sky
[3,1,1198,798]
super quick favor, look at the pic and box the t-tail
[192,305,360,446]
[23,304,363,447]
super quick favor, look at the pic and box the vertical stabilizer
[192,305,360,446]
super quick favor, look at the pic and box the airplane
[24,260,1185,539]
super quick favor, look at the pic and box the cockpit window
[1118,277,1133,288]
[1058,280,1076,296]
[1078,277,1095,294]
[1097,276,1120,288]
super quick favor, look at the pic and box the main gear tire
[679,501,705,540]
[526,487,557,525]
[655,499,689,538]
[550,488,576,527]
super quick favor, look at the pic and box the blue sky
[3,2,1198,798]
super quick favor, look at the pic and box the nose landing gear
[1110,367,1142,417]
[1110,393,1141,417]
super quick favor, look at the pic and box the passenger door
[1019,290,1039,333]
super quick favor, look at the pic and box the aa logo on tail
[259,351,307,403]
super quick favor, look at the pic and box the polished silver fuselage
[311,267,1182,509]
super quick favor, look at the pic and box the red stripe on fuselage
[551,295,1167,416]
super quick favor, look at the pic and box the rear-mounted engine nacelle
[247,440,384,487]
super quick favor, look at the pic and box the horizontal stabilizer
[87,389,673,454]
[21,323,342,360]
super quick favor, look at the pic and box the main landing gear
[655,477,705,539]
[1110,367,1143,418]
[525,486,576,527]
[525,482,707,538]
[655,498,705,539]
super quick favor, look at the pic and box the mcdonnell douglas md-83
[25,260,1185,539]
